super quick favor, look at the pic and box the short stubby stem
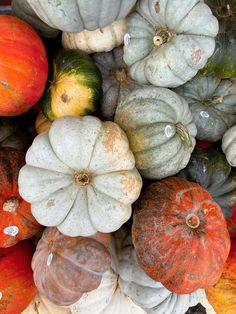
[176,123,192,148]
[3,197,19,213]
[74,171,91,186]
[114,68,127,84]
[204,95,224,106]
[186,213,200,229]
[153,27,174,47]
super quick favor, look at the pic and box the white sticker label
[165,125,174,138]
[0,292,2,300]
[47,253,53,266]
[124,33,131,46]
[200,110,209,118]
[3,226,19,237]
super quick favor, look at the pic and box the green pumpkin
[179,147,236,237]
[41,49,102,122]
[200,1,236,78]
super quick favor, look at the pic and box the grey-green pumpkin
[175,75,236,142]
[114,86,197,179]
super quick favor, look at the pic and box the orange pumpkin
[0,148,41,248]
[132,177,231,294]
[0,15,48,116]
[0,240,37,314]
[206,240,236,314]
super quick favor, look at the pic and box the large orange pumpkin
[0,148,41,248]
[0,15,48,116]
[132,176,230,294]
[0,240,37,314]
[206,240,236,314]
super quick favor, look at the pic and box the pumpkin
[114,86,197,179]
[206,240,236,314]
[35,112,52,135]
[0,15,48,116]
[19,116,142,236]
[0,148,40,248]
[93,47,142,120]
[22,294,70,314]
[178,148,236,237]
[0,240,37,314]
[132,176,230,294]
[123,0,218,88]
[40,49,102,122]
[12,0,136,32]
[175,75,236,142]
[222,125,236,167]
[200,1,236,78]
[32,227,111,306]
[62,19,127,54]
[118,240,206,314]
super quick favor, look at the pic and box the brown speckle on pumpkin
[190,48,202,65]
[154,1,160,13]
[61,92,70,103]
[0,80,10,89]
[47,199,55,207]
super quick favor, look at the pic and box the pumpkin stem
[114,68,127,84]
[74,171,91,186]
[3,197,19,213]
[186,213,200,229]
[153,28,174,47]
[204,96,224,106]
[175,123,192,148]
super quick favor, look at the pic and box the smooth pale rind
[222,125,236,167]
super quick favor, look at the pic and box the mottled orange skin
[0,15,48,116]
[206,240,236,314]
[0,148,41,248]
[132,176,231,294]
[0,240,37,314]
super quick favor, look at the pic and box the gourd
[179,148,236,237]
[93,47,141,120]
[222,125,236,167]
[0,15,48,116]
[114,86,197,179]
[123,0,218,87]
[35,112,52,134]
[18,116,142,237]
[32,228,111,306]
[132,176,230,294]
[62,19,127,54]
[175,75,236,142]
[0,148,40,248]
[0,240,37,314]
[40,49,102,122]
[12,0,136,32]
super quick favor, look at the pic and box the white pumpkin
[18,116,142,237]
[21,294,70,314]
[222,125,236,167]
[62,19,127,54]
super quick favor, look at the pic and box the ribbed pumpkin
[40,49,102,122]
[0,240,37,314]
[206,240,236,314]
[222,125,236,167]
[35,112,52,135]
[132,177,230,294]
[0,148,40,248]
[0,15,48,116]
[32,227,111,306]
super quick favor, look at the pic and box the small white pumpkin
[18,116,142,237]
[222,125,236,167]
[62,19,127,54]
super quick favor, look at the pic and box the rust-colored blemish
[190,48,202,65]
[61,92,70,103]
[102,122,122,154]
[47,199,55,208]
[154,1,160,13]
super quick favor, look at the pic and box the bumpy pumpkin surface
[175,75,236,142]
[19,116,142,236]
[132,177,230,294]
[0,240,37,314]
[222,125,236,167]
[32,228,111,306]
[115,86,197,179]
[118,239,205,314]
[206,240,236,314]
[0,148,40,248]
[93,47,141,120]
[123,0,218,87]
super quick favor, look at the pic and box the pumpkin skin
[175,75,236,142]
[0,15,48,116]
[132,177,231,294]
[35,111,52,134]
[40,49,102,122]
[206,240,236,314]
[222,125,236,167]
[114,86,197,179]
[12,0,136,33]
[62,19,127,54]
[0,148,40,248]
[18,116,142,237]
[32,227,111,306]
[179,148,236,237]
[93,47,142,120]
[0,240,37,314]
[123,0,218,88]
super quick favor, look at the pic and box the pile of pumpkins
[0,0,236,313]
